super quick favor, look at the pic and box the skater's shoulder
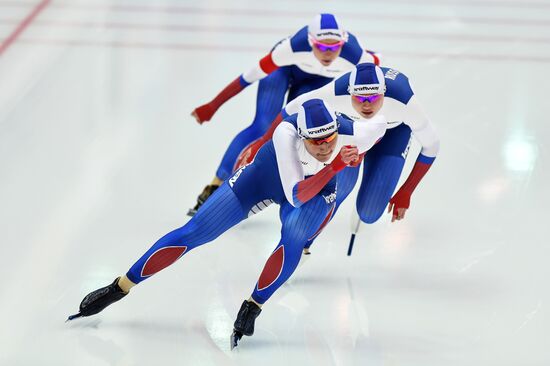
[334,72,351,96]
[339,32,363,64]
[274,114,298,137]
[380,67,414,104]
[289,26,312,52]
[281,113,299,130]
[336,113,354,136]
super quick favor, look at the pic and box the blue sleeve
[417,153,436,165]
[336,114,354,136]
[281,108,290,120]
[289,27,312,52]
[238,75,251,87]
[381,67,414,104]
[334,73,351,96]
[339,32,363,65]
[284,114,298,129]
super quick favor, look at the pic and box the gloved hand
[348,152,365,167]
[191,103,215,124]
[387,189,411,222]
[191,77,246,124]
[331,145,359,172]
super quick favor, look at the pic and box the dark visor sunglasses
[353,94,382,103]
[312,39,345,52]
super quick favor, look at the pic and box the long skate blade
[347,210,361,256]
[230,331,242,350]
[66,312,82,322]
[347,233,356,256]
[350,209,361,234]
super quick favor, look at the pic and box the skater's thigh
[356,125,412,223]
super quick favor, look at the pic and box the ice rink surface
[0,0,549,365]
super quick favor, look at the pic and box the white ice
[0,0,549,365]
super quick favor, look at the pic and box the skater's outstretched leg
[230,194,333,347]
[69,184,245,320]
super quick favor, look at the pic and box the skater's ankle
[117,275,136,294]
[210,176,223,186]
[247,297,263,308]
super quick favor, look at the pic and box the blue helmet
[348,63,386,95]
[297,99,338,139]
[308,13,347,42]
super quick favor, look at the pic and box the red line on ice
[8,38,550,63]
[0,19,549,45]
[1,2,549,27]
[0,0,50,56]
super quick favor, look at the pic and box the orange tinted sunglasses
[305,132,338,145]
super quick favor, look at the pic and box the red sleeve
[193,76,246,123]
[398,161,432,195]
[292,151,348,206]
[366,50,380,66]
[372,53,380,66]
[193,53,279,123]
[389,159,434,212]
[263,112,283,140]
[233,112,284,170]
[259,53,279,74]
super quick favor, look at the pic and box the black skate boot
[67,277,128,321]
[230,300,262,349]
[187,184,219,216]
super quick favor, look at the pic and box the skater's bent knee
[358,209,384,224]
